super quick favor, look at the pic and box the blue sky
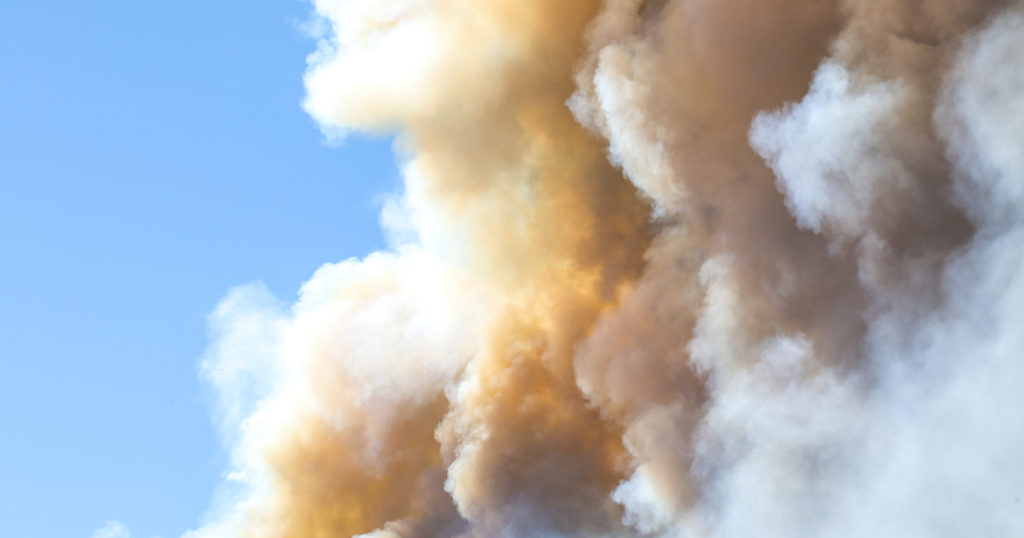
[0,1,397,536]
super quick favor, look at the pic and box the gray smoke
[188,1,1024,536]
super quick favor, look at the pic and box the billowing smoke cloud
[187,1,1024,536]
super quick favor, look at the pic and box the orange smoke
[190,1,1024,537]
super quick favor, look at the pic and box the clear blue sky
[0,1,397,536]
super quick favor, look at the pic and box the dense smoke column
[190,1,1024,537]
[198,1,655,536]
[573,1,1020,535]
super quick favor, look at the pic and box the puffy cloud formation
[189,1,1024,536]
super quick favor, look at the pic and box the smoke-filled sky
[188,0,1024,536]
[7,0,1024,537]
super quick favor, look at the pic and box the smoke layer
[189,1,1024,536]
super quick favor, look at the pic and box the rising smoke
[187,1,1024,536]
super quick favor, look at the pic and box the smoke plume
[188,1,1024,536]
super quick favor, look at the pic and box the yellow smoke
[191,0,1024,537]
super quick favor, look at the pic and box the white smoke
[187,1,1024,537]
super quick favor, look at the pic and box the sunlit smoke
[188,1,1024,536]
